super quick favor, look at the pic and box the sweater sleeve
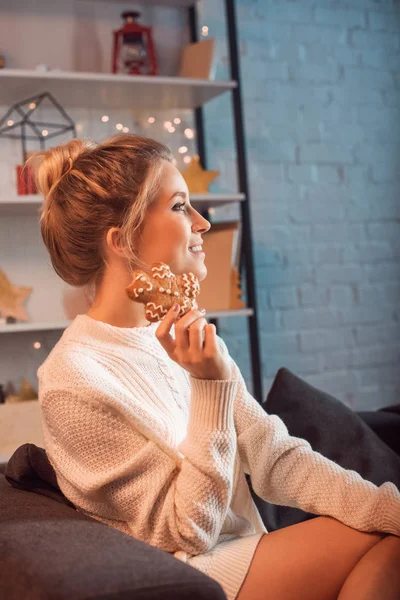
[217,340,400,537]
[40,378,239,556]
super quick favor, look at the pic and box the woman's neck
[87,265,150,328]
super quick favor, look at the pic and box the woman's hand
[156,304,232,381]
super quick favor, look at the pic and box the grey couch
[2,368,400,600]
[0,463,225,600]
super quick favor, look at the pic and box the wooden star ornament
[0,269,32,322]
[181,155,220,194]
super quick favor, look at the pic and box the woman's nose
[193,213,211,234]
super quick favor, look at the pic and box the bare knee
[338,534,400,600]
[237,517,385,600]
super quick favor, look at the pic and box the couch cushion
[247,368,400,532]
[5,443,74,507]
[0,474,225,600]
[357,409,400,456]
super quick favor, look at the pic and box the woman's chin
[170,259,207,280]
[197,267,207,282]
[188,261,207,281]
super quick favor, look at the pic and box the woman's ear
[105,227,126,259]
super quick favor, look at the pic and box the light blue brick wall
[200,0,400,410]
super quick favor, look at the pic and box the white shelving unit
[0,69,236,111]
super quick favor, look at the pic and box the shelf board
[0,69,236,111]
[0,309,253,334]
[206,308,254,319]
[0,193,245,216]
[81,0,197,5]
[0,321,72,334]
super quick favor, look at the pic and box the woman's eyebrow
[169,191,188,201]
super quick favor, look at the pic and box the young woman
[34,134,400,600]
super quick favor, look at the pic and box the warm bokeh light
[115,123,123,130]
[184,128,194,139]
[101,115,109,122]
[179,146,188,154]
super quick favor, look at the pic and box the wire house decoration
[0,91,76,194]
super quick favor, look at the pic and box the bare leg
[338,534,400,600]
[237,516,384,600]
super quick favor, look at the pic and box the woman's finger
[203,323,218,356]
[155,304,180,355]
[174,309,207,353]
[188,317,208,355]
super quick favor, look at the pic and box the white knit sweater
[37,314,400,600]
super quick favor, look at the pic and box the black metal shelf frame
[188,0,263,403]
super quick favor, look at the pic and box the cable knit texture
[37,314,400,600]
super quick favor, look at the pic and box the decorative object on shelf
[126,262,200,322]
[4,378,38,404]
[196,221,243,312]
[35,64,49,72]
[0,92,76,195]
[0,384,5,404]
[0,269,32,322]
[0,55,4,69]
[181,155,219,194]
[178,39,216,80]
[112,11,158,76]
[4,381,17,401]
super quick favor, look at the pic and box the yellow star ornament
[181,155,220,194]
[0,269,32,322]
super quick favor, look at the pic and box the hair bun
[31,138,96,199]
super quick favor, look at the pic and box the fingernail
[173,303,180,312]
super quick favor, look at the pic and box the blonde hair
[31,134,173,300]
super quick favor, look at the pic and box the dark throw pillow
[247,368,400,532]
[357,408,400,456]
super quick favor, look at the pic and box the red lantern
[112,11,158,76]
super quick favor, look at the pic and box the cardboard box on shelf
[178,38,216,80]
[197,220,245,312]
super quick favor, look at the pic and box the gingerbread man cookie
[126,262,200,322]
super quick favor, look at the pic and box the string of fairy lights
[95,115,196,166]
[6,111,197,167]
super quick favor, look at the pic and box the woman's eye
[173,202,187,212]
